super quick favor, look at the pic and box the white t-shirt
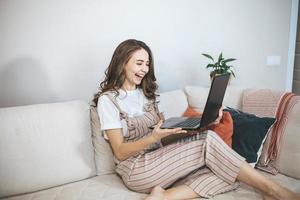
[97,88,162,139]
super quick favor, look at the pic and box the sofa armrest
[0,101,96,198]
[277,96,300,179]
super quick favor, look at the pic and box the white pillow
[0,101,96,198]
[185,85,244,111]
[159,90,188,119]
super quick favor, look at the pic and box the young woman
[93,39,300,200]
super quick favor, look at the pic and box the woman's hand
[151,120,187,141]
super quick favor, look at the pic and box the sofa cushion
[0,101,96,198]
[2,172,300,200]
[241,89,285,118]
[1,175,146,200]
[184,85,244,112]
[224,107,276,163]
[90,101,115,176]
[159,90,188,119]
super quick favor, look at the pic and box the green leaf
[223,65,229,70]
[231,71,236,77]
[223,58,236,63]
[231,71,235,78]
[203,52,237,78]
[206,64,215,68]
[218,52,223,63]
[202,53,214,61]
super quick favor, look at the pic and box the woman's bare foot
[145,186,165,200]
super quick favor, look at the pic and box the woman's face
[122,48,149,90]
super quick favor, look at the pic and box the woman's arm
[106,129,156,161]
[159,112,165,121]
[107,110,223,161]
[106,120,186,161]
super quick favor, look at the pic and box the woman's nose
[141,65,149,73]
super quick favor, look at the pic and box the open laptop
[160,73,230,130]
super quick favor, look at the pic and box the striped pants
[116,130,245,198]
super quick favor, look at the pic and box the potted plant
[202,52,236,79]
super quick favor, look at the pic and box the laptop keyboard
[173,118,201,128]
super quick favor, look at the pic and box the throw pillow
[182,107,233,147]
[90,101,115,175]
[224,107,276,163]
[182,107,202,118]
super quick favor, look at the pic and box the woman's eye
[137,63,142,65]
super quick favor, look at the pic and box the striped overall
[104,93,245,198]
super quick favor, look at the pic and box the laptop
[159,74,230,145]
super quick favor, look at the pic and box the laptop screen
[199,74,230,128]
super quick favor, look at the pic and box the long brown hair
[93,39,158,105]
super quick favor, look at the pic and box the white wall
[0,0,294,107]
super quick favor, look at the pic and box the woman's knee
[206,130,220,142]
[205,130,227,148]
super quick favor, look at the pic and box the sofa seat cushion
[3,173,300,200]
[2,175,146,200]
[213,172,300,200]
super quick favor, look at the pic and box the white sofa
[1,86,300,200]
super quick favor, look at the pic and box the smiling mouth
[135,74,144,79]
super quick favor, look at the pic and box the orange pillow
[182,107,203,117]
[182,107,233,147]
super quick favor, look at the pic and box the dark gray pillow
[224,107,276,163]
